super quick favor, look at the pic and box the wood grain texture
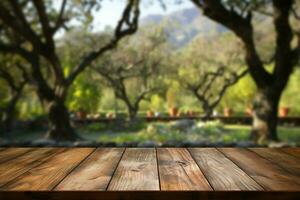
[0,148,59,187]
[251,148,300,177]
[107,148,159,191]
[219,148,300,191]
[0,148,34,164]
[55,148,124,191]
[2,148,94,191]
[158,148,212,191]
[189,148,263,191]
[281,148,300,159]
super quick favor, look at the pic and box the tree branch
[211,69,248,108]
[5,0,42,48]
[32,0,55,48]
[191,0,272,87]
[66,0,140,86]
[53,0,67,32]
[273,0,294,86]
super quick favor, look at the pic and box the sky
[92,0,194,31]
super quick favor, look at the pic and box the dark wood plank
[0,148,60,187]
[55,148,124,191]
[158,148,212,191]
[281,148,300,159]
[0,148,34,163]
[219,148,300,191]
[107,148,159,191]
[2,148,94,191]
[251,148,300,177]
[189,148,263,191]
[1,191,300,200]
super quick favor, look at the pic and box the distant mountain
[141,7,227,48]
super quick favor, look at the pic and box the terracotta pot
[177,111,181,117]
[169,107,178,117]
[106,112,115,119]
[147,111,154,118]
[245,107,253,116]
[76,111,87,120]
[187,110,195,117]
[279,107,290,117]
[223,107,233,117]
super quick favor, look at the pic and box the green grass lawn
[225,125,300,144]
[80,123,300,145]
[10,123,300,145]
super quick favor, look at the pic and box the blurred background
[0,0,299,147]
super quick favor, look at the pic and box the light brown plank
[0,148,60,187]
[189,148,263,191]
[158,148,212,191]
[219,148,300,191]
[55,148,124,191]
[2,148,94,191]
[107,148,159,191]
[0,148,34,163]
[251,148,300,177]
[281,148,300,159]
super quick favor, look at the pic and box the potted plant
[106,112,115,119]
[75,109,87,120]
[169,107,179,117]
[245,106,253,116]
[222,97,233,117]
[279,107,290,117]
[147,110,154,118]
[223,107,233,117]
[166,88,180,117]
[187,110,195,117]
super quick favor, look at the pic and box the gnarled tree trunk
[45,99,81,141]
[250,87,281,143]
[202,103,213,119]
[1,103,16,139]
[1,109,14,139]
[127,105,138,122]
[1,87,24,139]
[191,0,298,144]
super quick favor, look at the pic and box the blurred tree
[0,56,29,138]
[93,27,167,120]
[0,0,140,140]
[221,74,256,113]
[191,0,300,143]
[176,33,247,117]
[67,72,101,113]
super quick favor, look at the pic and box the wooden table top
[0,147,299,199]
[0,147,299,191]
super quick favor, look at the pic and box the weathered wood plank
[0,148,34,164]
[2,148,94,191]
[219,148,300,191]
[158,148,212,191]
[55,148,124,191]
[281,148,300,159]
[0,148,60,187]
[107,148,159,191]
[189,148,263,191]
[251,148,300,177]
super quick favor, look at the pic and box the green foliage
[149,94,165,111]
[166,81,181,108]
[220,74,256,109]
[67,72,101,112]
[281,69,300,115]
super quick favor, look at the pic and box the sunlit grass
[9,123,300,145]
